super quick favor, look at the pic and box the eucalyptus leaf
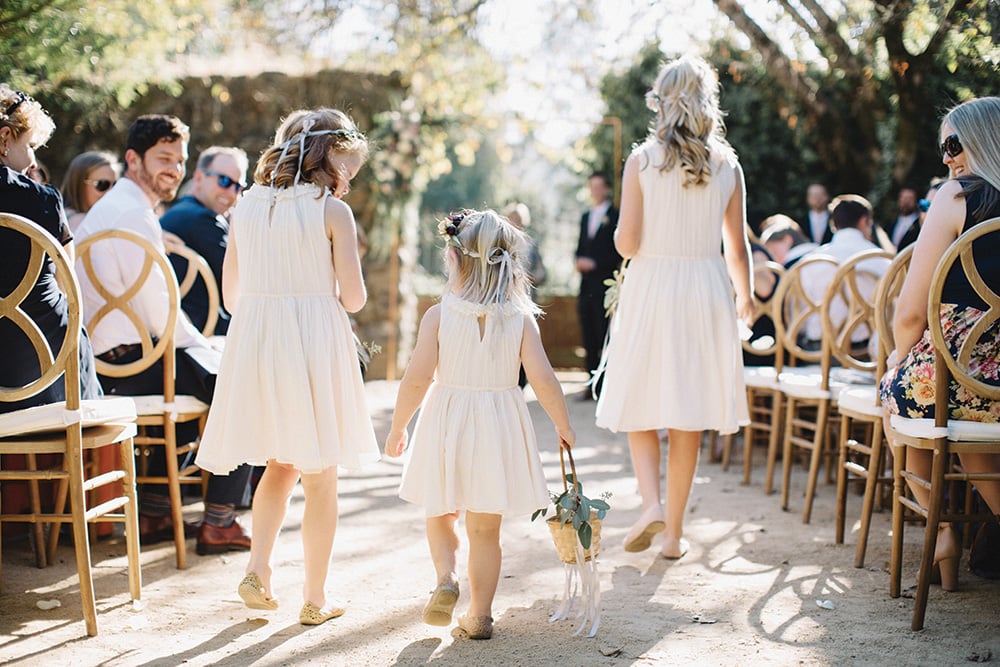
[578,522,593,550]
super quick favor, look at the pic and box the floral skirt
[879,304,1000,422]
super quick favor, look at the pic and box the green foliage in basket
[532,473,611,550]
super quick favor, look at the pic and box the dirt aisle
[1,378,997,666]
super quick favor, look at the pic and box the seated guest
[880,96,1000,590]
[799,182,833,244]
[75,114,252,554]
[60,150,120,232]
[888,186,921,250]
[0,84,102,412]
[760,214,816,268]
[797,195,891,350]
[161,146,248,335]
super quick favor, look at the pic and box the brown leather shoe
[139,514,200,545]
[197,519,251,555]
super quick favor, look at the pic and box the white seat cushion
[779,366,876,401]
[837,385,882,417]
[130,394,209,417]
[0,397,137,437]
[890,414,1000,442]
[744,366,779,389]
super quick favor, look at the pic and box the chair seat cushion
[0,397,137,437]
[837,385,882,417]
[131,394,209,417]
[744,366,779,389]
[890,414,1000,442]
[779,366,876,400]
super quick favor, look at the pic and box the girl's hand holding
[558,427,575,450]
[384,429,408,458]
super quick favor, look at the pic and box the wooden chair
[0,213,140,636]
[835,246,913,567]
[776,250,892,522]
[76,229,209,569]
[720,260,785,485]
[888,217,1000,631]
[168,244,220,337]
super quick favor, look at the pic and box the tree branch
[797,0,865,80]
[0,0,73,33]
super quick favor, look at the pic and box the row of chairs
[0,213,221,635]
[722,217,1000,630]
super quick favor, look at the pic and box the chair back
[168,244,220,337]
[927,216,1000,426]
[742,260,784,361]
[772,254,840,370]
[75,229,181,401]
[873,245,914,379]
[0,213,81,410]
[820,248,894,379]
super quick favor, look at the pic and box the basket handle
[558,444,579,496]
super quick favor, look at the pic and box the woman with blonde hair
[595,56,753,559]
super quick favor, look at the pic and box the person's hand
[886,349,900,370]
[384,428,408,458]
[575,257,597,273]
[162,231,186,254]
[735,294,754,325]
[558,426,575,450]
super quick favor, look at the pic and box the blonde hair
[443,209,540,315]
[0,84,55,147]
[254,108,368,191]
[944,96,1000,218]
[644,56,732,187]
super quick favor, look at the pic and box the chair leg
[780,397,797,510]
[764,392,782,495]
[742,420,754,485]
[854,418,884,569]
[66,440,98,636]
[835,414,851,545]
[889,442,906,599]
[721,432,734,471]
[802,401,829,524]
[120,436,142,602]
[48,458,71,564]
[163,419,187,570]
[26,454,47,568]
[912,442,948,632]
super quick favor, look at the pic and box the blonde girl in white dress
[384,209,575,640]
[595,56,753,559]
[196,108,380,626]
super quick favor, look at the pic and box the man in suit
[575,172,621,398]
[161,146,248,335]
[800,182,833,244]
[888,186,921,250]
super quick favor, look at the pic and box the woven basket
[547,514,602,564]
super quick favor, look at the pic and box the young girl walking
[384,209,575,640]
[195,108,380,626]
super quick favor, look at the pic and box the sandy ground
[1,376,998,666]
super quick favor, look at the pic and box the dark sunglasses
[84,178,115,192]
[4,91,28,118]
[204,169,245,193]
[940,134,963,158]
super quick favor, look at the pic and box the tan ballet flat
[300,601,345,626]
[238,572,278,610]
[623,517,666,553]
[422,581,460,626]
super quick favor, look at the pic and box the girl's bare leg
[427,512,460,587]
[245,460,299,593]
[661,429,702,558]
[300,467,339,608]
[464,511,502,618]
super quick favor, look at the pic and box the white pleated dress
[196,183,380,475]
[595,141,750,434]
[398,294,549,518]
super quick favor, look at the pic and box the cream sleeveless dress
[595,141,750,434]
[196,183,380,474]
[398,293,549,517]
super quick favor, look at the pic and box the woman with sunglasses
[0,83,102,412]
[60,151,120,231]
[880,96,1000,590]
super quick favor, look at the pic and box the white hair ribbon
[486,246,511,303]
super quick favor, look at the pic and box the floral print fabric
[880,303,1000,422]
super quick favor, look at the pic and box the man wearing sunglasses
[161,146,248,335]
[75,116,253,556]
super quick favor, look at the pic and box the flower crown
[437,209,479,257]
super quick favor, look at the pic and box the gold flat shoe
[422,581,460,626]
[238,572,278,610]
[623,519,666,553]
[300,601,345,626]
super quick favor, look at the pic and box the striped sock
[204,502,236,528]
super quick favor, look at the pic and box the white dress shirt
[808,210,830,243]
[75,178,211,355]
[587,200,611,239]
[891,212,920,248]
[799,227,889,343]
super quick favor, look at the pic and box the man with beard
[75,115,252,556]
